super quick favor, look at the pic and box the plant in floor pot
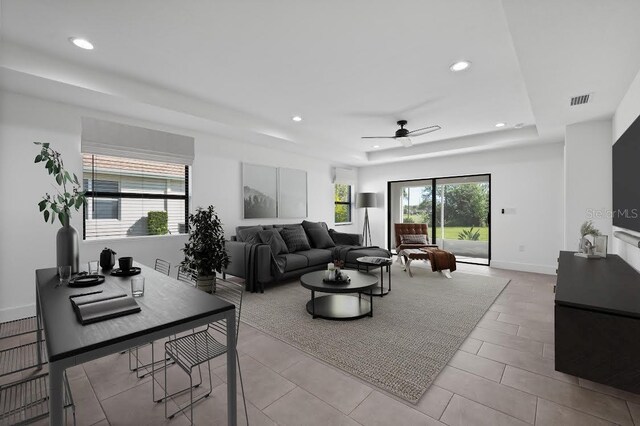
[34,142,87,273]
[181,205,230,293]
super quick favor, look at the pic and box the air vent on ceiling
[570,93,591,106]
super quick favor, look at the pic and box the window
[83,154,189,239]
[84,179,120,220]
[334,184,352,224]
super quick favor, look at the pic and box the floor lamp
[357,192,377,247]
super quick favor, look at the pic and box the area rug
[241,263,509,404]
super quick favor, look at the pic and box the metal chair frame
[150,265,200,402]
[154,258,171,277]
[0,372,75,425]
[177,266,198,287]
[128,259,173,378]
[0,316,39,341]
[162,278,249,425]
[0,316,75,425]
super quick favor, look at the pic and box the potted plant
[34,142,87,273]
[181,205,230,292]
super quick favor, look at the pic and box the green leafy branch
[580,220,601,238]
[34,142,87,225]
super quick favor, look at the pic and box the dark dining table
[35,264,237,425]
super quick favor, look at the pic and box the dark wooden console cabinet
[555,251,640,393]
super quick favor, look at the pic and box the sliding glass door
[388,174,490,265]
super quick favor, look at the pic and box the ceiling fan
[362,120,441,147]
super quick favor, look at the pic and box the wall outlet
[519,245,525,252]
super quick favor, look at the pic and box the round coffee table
[356,256,393,297]
[300,270,378,320]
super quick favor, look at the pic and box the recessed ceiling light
[372,145,380,149]
[292,116,302,122]
[495,122,506,128]
[514,123,525,129]
[69,37,94,50]
[449,61,471,72]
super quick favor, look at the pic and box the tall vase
[57,217,79,273]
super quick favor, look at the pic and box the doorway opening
[387,174,491,266]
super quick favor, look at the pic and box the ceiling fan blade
[407,125,442,137]
[361,136,396,139]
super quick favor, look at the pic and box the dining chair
[128,259,173,376]
[0,316,76,425]
[177,265,198,287]
[0,372,76,425]
[163,278,248,425]
[0,315,46,378]
[0,315,39,340]
[155,258,171,276]
[150,265,200,402]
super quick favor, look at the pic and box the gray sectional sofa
[223,221,391,292]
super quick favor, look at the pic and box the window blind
[333,167,357,184]
[81,117,195,165]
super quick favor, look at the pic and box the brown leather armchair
[394,223,439,253]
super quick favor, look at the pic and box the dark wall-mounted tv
[613,113,640,233]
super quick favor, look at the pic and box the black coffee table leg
[311,290,316,318]
[388,264,391,292]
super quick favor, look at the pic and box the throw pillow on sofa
[301,221,335,249]
[258,229,289,255]
[400,234,428,244]
[237,226,263,244]
[280,226,311,252]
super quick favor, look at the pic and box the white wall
[613,68,640,270]
[358,143,564,275]
[0,91,356,320]
[563,119,612,250]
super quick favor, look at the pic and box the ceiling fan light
[398,137,412,148]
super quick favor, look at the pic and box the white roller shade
[333,167,357,184]
[81,117,195,165]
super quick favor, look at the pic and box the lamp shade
[356,192,377,208]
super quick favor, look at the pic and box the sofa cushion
[258,228,289,255]
[278,253,309,272]
[301,220,329,231]
[280,226,311,252]
[236,225,263,244]
[329,229,362,246]
[338,246,391,265]
[302,221,335,249]
[295,249,333,266]
[400,234,428,244]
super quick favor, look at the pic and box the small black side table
[356,256,393,297]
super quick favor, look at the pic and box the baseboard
[490,260,557,275]
[0,303,36,322]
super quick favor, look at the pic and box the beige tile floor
[3,262,640,425]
